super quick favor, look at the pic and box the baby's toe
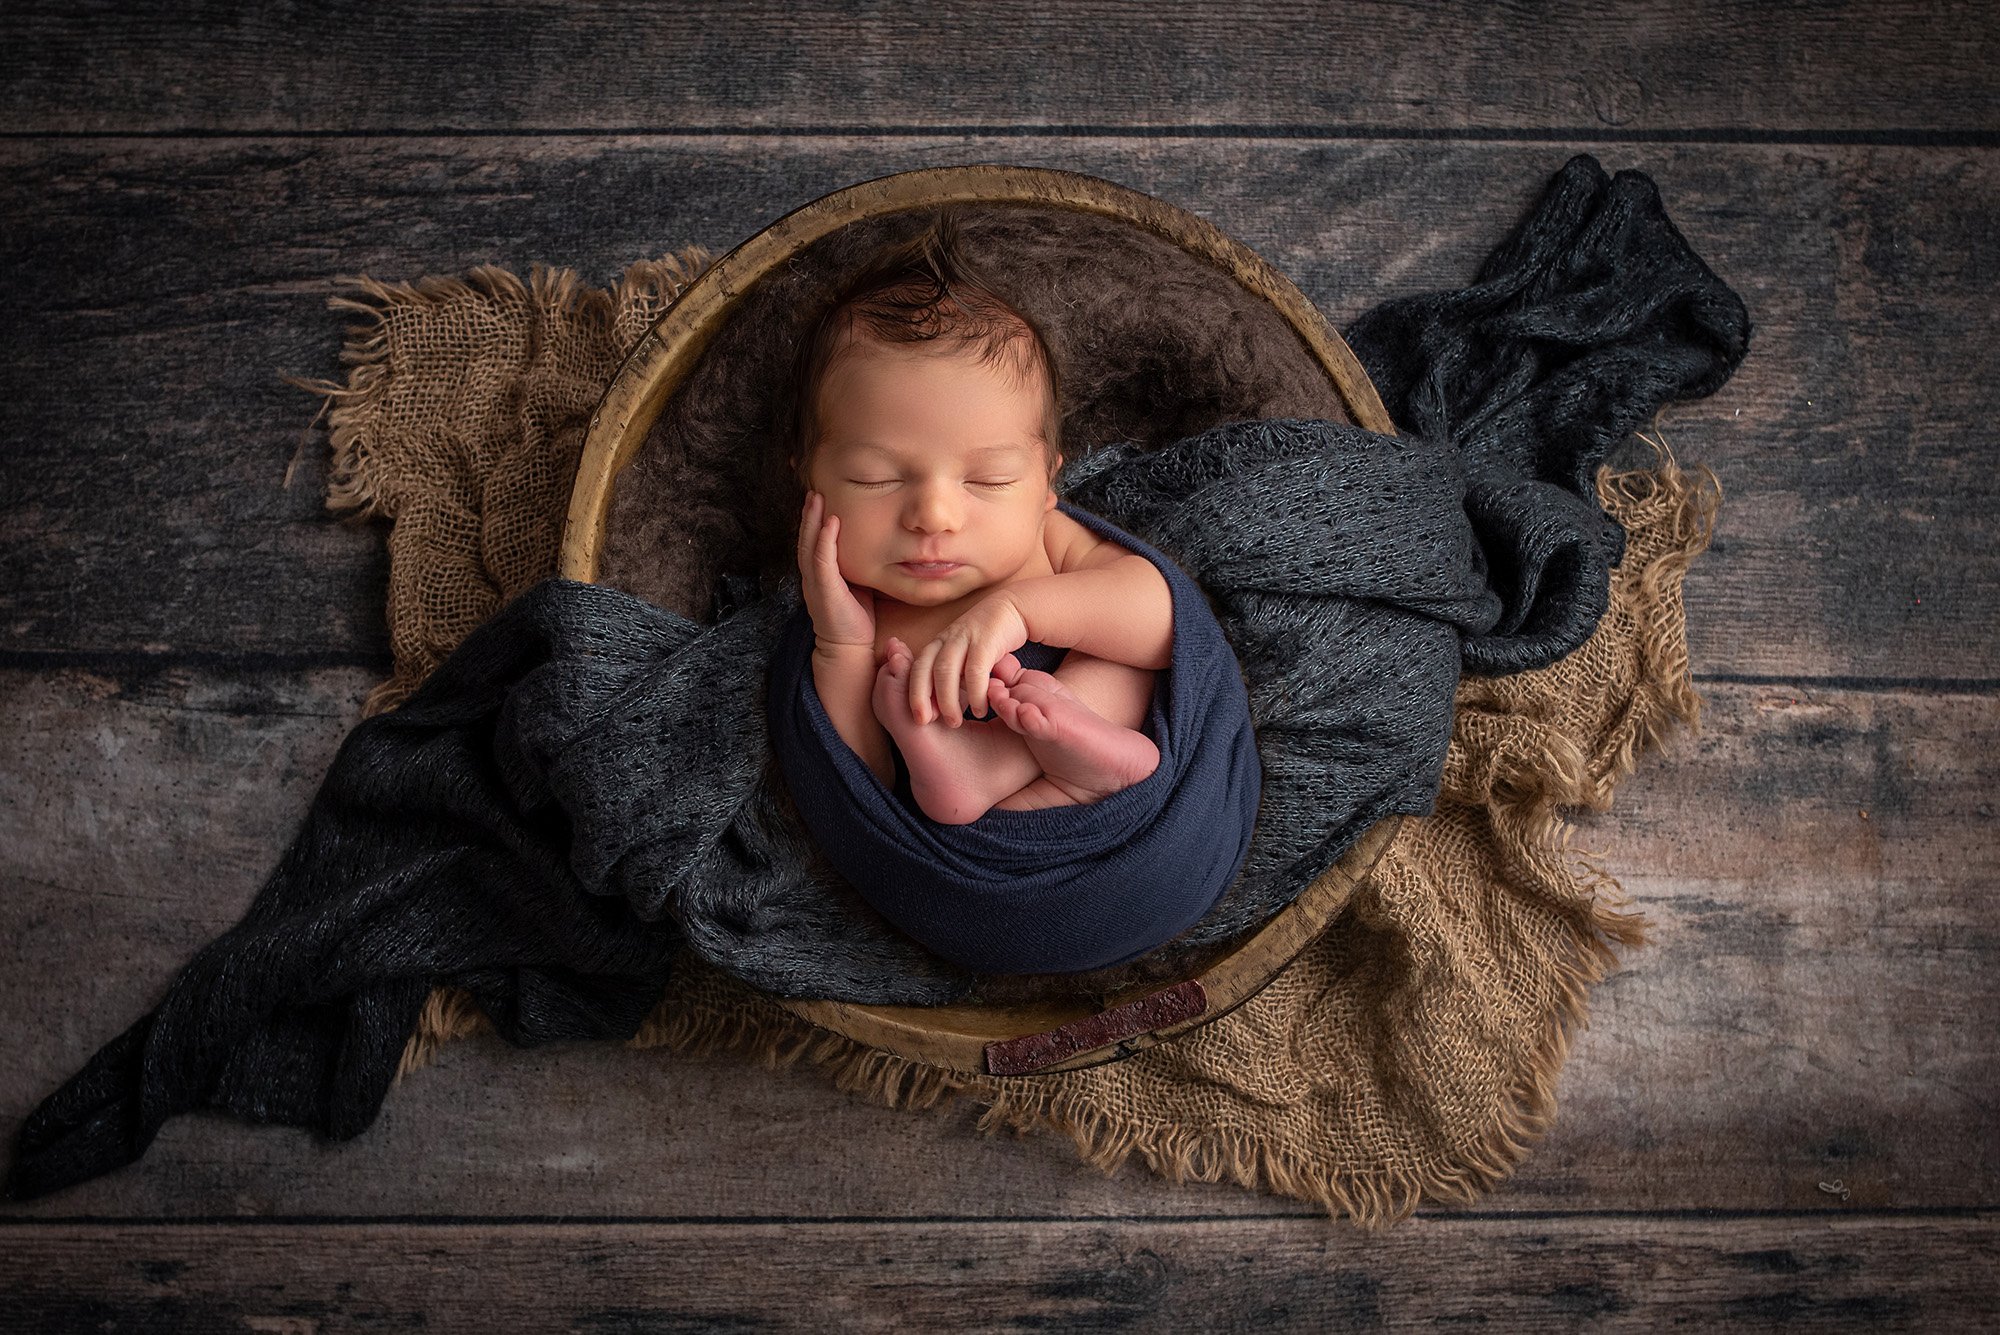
[1011,667,1065,695]
[1013,702,1052,738]
[873,660,916,728]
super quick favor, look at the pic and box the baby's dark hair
[785,208,1064,488]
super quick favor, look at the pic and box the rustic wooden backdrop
[1,2,1994,1328]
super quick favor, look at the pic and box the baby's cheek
[831,543,865,585]
[847,554,889,587]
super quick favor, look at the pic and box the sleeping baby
[766,210,1264,975]
[788,215,1174,826]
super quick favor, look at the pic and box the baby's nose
[904,483,963,530]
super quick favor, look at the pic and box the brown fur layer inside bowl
[597,202,1352,623]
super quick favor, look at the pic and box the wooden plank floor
[2,3,1994,1328]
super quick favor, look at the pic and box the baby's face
[806,337,1061,608]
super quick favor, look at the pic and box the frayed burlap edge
[284,248,715,719]
[384,430,1719,1231]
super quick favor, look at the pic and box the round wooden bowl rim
[560,163,1402,1075]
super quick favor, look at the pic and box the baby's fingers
[810,512,856,608]
[908,638,942,724]
[814,511,841,570]
[795,491,822,571]
[799,494,842,590]
[931,641,970,727]
[963,652,994,719]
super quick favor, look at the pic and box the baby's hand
[909,591,1030,727]
[796,491,876,652]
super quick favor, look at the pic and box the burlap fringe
[393,910,1634,1233]
[286,247,713,526]
[388,432,1717,1230]
[1597,429,1723,788]
[283,248,712,717]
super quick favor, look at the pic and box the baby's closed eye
[846,478,1017,489]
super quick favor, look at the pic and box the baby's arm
[797,489,899,786]
[812,642,895,787]
[902,545,1170,730]
[1004,555,1173,671]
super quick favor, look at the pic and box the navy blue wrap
[766,501,1263,975]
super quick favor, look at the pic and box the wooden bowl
[561,164,1404,1077]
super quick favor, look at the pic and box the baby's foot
[986,667,1159,805]
[872,637,1002,826]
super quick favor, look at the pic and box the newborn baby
[788,215,1173,826]
[764,211,1264,974]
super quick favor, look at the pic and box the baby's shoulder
[1045,509,1136,575]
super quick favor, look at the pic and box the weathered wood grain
[0,0,1987,1314]
[1,139,1992,680]
[0,1215,1991,1330]
[4,1,1995,137]
[1,667,1991,1216]
[1533,685,2000,1207]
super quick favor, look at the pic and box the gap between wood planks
[2,126,1999,147]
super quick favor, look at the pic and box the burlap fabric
[304,249,1718,1228]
